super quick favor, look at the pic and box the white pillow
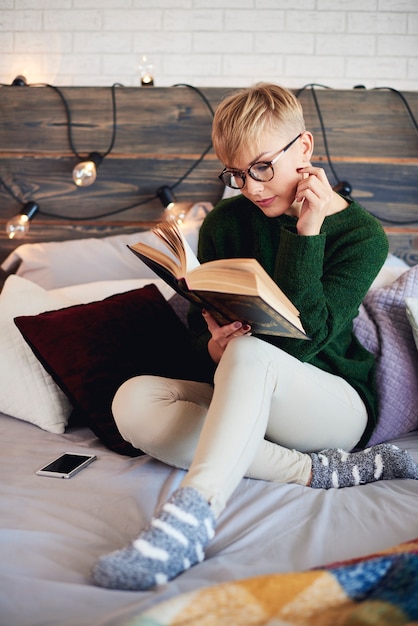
[1,202,212,289]
[0,276,75,433]
[368,253,409,290]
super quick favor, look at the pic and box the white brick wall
[0,0,417,89]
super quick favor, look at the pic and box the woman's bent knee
[112,375,163,443]
[112,375,212,451]
[112,375,212,467]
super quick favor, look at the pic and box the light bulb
[139,55,154,86]
[72,160,97,186]
[164,202,191,225]
[5,201,39,240]
[6,214,29,240]
[157,186,191,224]
[72,152,102,187]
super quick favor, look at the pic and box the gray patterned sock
[92,486,215,590]
[310,443,418,489]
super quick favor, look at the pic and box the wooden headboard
[0,85,417,265]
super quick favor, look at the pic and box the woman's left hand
[295,165,334,236]
[202,309,251,364]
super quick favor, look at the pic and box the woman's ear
[300,131,314,162]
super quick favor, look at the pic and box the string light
[5,201,39,240]
[157,185,191,223]
[1,82,416,229]
[0,82,215,227]
[72,152,103,187]
[11,75,27,86]
[157,185,176,209]
[139,55,154,86]
[294,83,418,223]
[47,83,119,187]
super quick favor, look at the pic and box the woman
[93,83,418,591]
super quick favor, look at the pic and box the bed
[0,85,417,626]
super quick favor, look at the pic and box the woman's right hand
[202,309,251,363]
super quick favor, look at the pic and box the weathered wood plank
[1,158,416,222]
[0,86,223,155]
[0,155,224,220]
[384,228,418,266]
[317,161,418,222]
[1,87,417,158]
[297,87,418,159]
[0,86,417,265]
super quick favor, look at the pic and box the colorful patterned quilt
[129,537,418,626]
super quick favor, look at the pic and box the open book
[128,221,308,339]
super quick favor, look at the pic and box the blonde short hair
[212,83,305,166]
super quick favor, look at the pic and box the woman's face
[226,129,313,218]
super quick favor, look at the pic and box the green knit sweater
[188,194,389,447]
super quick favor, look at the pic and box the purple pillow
[353,266,418,445]
[14,284,197,456]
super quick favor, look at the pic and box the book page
[153,221,200,275]
[182,231,200,273]
[128,241,183,277]
[129,221,199,279]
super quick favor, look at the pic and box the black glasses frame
[218,133,302,190]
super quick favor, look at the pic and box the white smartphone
[36,453,96,479]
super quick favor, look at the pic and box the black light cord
[173,83,215,117]
[294,82,418,225]
[0,82,215,222]
[295,82,333,96]
[4,80,414,225]
[0,168,153,222]
[38,194,158,222]
[43,82,120,160]
[372,86,418,132]
[38,83,215,219]
[0,79,127,219]
[171,142,213,191]
[0,80,124,220]
[295,83,344,186]
[4,80,122,159]
[170,83,214,191]
[295,82,418,172]
[369,85,418,224]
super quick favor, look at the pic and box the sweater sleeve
[270,208,389,363]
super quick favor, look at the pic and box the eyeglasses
[218,133,302,190]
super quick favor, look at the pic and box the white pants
[112,336,367,517]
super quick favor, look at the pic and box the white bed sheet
[0,411,417,626]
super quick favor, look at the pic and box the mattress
[0,410,417,626]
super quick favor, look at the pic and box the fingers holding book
[202,309,252,364]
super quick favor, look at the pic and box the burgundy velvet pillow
[14,284,197,457]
